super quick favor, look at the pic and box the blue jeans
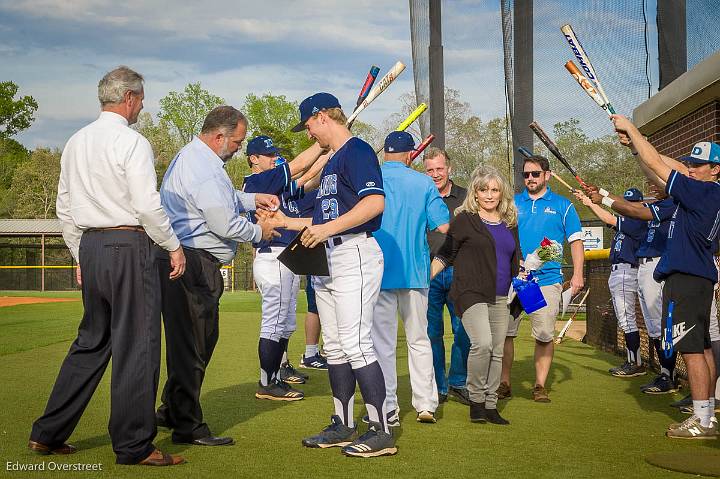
[426,267,470,394]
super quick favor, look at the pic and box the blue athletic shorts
[306,275,318,314]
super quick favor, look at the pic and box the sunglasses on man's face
[523,171,543,179]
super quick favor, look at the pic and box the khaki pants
[461,297,510,408]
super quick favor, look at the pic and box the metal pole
[231,259,235,293]
[512,0,533,192]
[41,234,45,292]
[429,0,445,149]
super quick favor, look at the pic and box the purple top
[485,221,515,296]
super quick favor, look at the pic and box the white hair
[97,66,144,106]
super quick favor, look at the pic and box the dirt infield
[0,296,80,307]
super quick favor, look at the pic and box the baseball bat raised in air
[517,146,575,192]
[529,121,588,187]
[410,134,435,160]
[565,61,612,116]
[347,65,380,128]
[374,103,429,154]
[561,24,615,114]
[346,61,405,126]
[555,288,590,344]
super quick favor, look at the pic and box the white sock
[709,397,716,419]
[281,350,288,364]
[305,344,319,357]
[694,400,712,427]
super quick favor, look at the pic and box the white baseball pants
[637,259,662,338]
[608,263,639,333]
[313,234,383,369]
[253,248,300,341]
[372,288,438,413]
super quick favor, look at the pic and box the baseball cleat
[608,361,631,374]
[448,386,471,405]
[666,415,718,439]
[610,362,646,378]
[279,362,308,384]
[670,394,692,409]
[641,374,678,395]
[255,380,304,401]
[362,409,400,428]
[341,422,397,458]
[299,353,328,370]
[416,410,436,423]
[301,415,356,448]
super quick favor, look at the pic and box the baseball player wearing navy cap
[242,135,326,401]
[370,131,449,426]
[270,92,395,457]
[614,114,720,439]
[581,181,679,394]
[574,188,648,377]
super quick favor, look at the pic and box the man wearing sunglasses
[501,155,585,403]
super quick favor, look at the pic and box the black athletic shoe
[302,415,356,448]
[255,380,304,401]
[670,394,692,409]
[641,374,678,395]
[299,353,328,370]
[609,361,631,374]
[279,362,308,383]
[439,393,448,403]
[361,409,400,428]
[448,386,471,405]
[611,362,646,378]
[341,422,397,458]
[470,401,487,423]
[485,408,510,425]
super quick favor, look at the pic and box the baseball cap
[246,136,280,156]
[680,141,720,165]
[384,131,415,153]
[291,92,342,132]
[623,188,643,202]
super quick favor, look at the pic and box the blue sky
[1,0,665,149]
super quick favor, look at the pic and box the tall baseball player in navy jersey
[264,92,395,457]
[613,114,719,439]
[582,182,679,394]
[242,136,326,401]
[576,188,647,377]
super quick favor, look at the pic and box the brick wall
[648,100,720,158]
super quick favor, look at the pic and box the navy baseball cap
[384,131,415,153]
[680,141,720,165]
[291,92,342,132]
[246,136,280,156]
[623,188,643,202]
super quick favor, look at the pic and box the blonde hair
[456,165,517,227]
[322,107,347,125]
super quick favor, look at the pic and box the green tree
[8,148,61,219]
[0,138,31,217]
[158,82,225,144]
[134,112,183,183]
[0,81,38,139]
[243,93,313,158]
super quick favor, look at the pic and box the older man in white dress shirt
[29,66,187,466]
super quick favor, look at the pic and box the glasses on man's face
[523,171,543,179]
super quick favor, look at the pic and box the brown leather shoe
[532,384,550,403]
[497,381,512,400]
[28,440,77,455]
[138,449,185,466]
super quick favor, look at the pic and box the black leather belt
[327,231,372,248]
[611,263,637,271]
[258,247,272,254]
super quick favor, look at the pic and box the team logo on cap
[312,106,319,114]
[692,146,703,156]
[624,191,632,197]
[264,138,273,148]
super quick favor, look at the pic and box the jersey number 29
[321,198,339,220]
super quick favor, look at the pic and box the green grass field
[0,290,716,478]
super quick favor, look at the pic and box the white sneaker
[666,415,718,439]
[416,410,437,424]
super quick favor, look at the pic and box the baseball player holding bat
[612,114,720,439]
[574,188,648,377]
[265,92,395,457]
[242,136,327,401]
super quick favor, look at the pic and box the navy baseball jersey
[296,187,316,218]
[637,197,673,258]
[652,170,720,282]
[242,162,301,248]
[312,137,384,234]
[609,216,647,266]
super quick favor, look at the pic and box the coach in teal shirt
[372,131,450,423]
[501,153,585,404]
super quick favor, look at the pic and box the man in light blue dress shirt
[156,106,281,447]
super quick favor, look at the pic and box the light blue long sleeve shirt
[160,137,261,264]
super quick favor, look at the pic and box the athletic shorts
[306,274,318,314]
[662,272,713,354]
[506,283,562,343]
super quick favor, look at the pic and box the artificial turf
[0,290,716,478]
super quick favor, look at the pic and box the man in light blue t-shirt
[372,131,450,425]
[501,154,585,403]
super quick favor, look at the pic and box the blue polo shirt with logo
[374,161,449,289]
[515,187,583,286]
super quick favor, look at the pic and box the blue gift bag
[512,272,547,314]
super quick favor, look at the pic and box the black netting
[687,0,720,69]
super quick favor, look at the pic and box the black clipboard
[277,228,329,276]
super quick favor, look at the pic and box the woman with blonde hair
[431,165,522,425]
